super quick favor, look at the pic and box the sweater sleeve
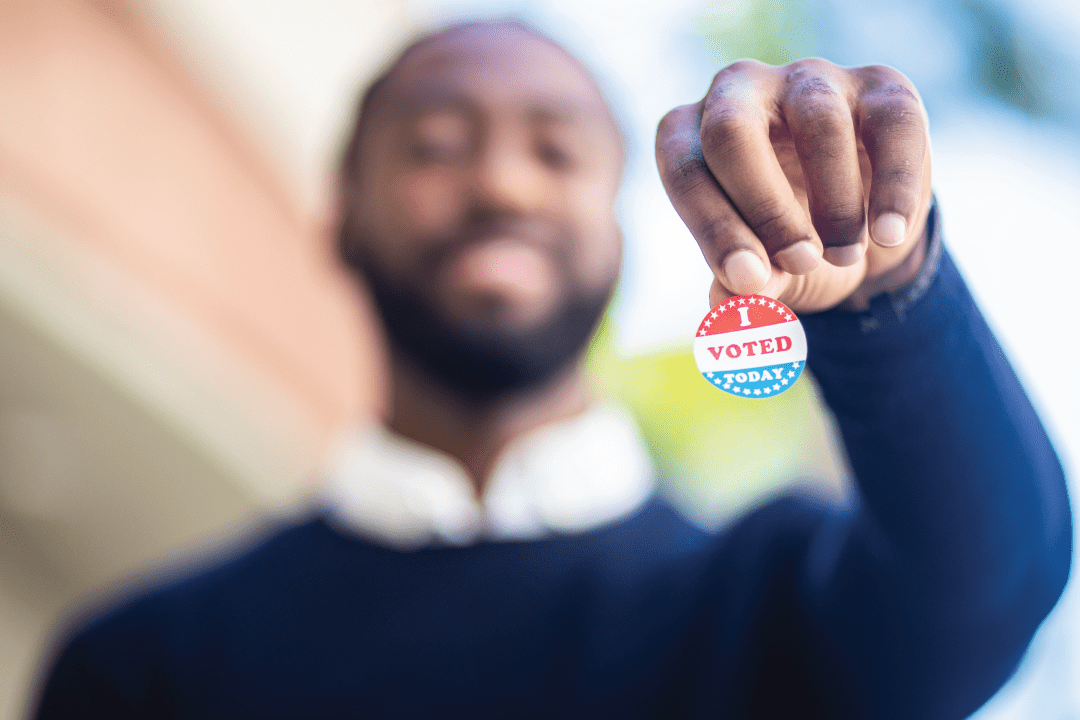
[788,204,1072,719]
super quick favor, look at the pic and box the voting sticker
[693,295,807,398]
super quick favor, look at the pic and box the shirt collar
[317,401,655,550]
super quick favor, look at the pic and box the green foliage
[960,0,1054,117]
[697,0,820,67]
[586,312,845,523]
[596,0,847,521]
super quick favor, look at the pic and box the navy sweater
[34,242,1072,719]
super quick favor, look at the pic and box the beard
[342,230,616,402]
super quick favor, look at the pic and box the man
[35,19,1070,719]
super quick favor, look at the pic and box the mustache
[417,213,571,275]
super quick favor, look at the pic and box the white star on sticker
[784,314,793,321]
[743,389,752,395]
[704,320,712,327]
[707,372,714,378]
[763,387,772,394]
[732,386,741,393]
[698,330,706,336]
[724,383,732,389]
[791,362,800,368]
[738,298,746,305]
[710,312,718,319]
[768,301,776,309]
[781,378,789,385]
[772,383,781,391]
[753,389,761,395]
[788,371,795,378]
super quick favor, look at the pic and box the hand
[656,59,933,313]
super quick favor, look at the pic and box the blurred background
[1,0,1076,716]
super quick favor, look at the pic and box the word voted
[707,336,792,360]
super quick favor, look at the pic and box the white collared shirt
[317,402,655,550]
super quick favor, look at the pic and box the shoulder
[34,516,342,716]
[54,516,339,653]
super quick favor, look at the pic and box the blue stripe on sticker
[700,361,804,398]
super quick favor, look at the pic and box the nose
[470,129,549,215]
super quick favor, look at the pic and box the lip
[443,237,557,295]
[436,216,561,257]
[421,216,566,279]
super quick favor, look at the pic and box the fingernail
[774,241,821,275]
[722,249,770,294]
[872,212,907,247]
[823,243,865,267]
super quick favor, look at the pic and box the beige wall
[0,0,411,715]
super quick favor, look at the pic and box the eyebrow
[393,83,469,110]
[396,94,607,134]
[402,68,605,109]
[527,105,583,125]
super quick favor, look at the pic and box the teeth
[447,239,558,309]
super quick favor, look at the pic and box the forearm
[800,207,1071,717]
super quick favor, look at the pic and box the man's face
[341,26,625,398]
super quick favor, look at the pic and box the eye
[534,121,592,172]
[408,140,468,165]
[406,113,472,165]
[536,140,576,171]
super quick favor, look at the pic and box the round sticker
[693,295,807,398]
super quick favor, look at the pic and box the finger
[708,269,790,309]
[781,61,868,267]
[699,61,823,275]
[656,102,771,296]
[855,66,930,248]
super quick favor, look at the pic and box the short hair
[337,18,624,182]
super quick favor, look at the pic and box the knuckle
[664,151,709,199]
[657,149,711,204]
[656,110,678,142]
[694,214,743,256]
[656,104,692,140]
[654,128,685,167]
[699,108,754,162]
[864,95,924,133]
[718,58,769,79]
[870,83,920,108]
[788,74,839,102]
[877,164,920,189]
[744,199,817,248]
[695,216,728,247]
[707,60,768,103]
[781,63,854,143]
[656,108,709,195]
[785,57,837,80]
[859,64,912,86]
[814,204,866,241]
[747,202,792,239]
[817,200,866,225]
[792,100,850,143]
[656,146,709,199]
[859,66,922,109]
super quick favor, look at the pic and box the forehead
[379,28,615,127]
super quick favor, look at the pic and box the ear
[322,177,368,272]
